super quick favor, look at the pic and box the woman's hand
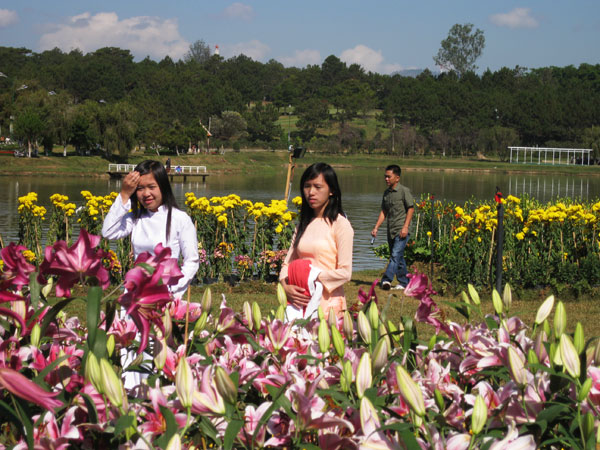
[120,171,140,203]
[281,280,310,308]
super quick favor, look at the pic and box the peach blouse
[280,214,354,318]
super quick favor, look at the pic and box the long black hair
[293,162,344,249]
[130,160,179,242]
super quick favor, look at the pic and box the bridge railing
[108,164,207,173]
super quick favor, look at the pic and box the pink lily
[0,367,63,410]
[38,229,109,297]
[238,402,272,447]
[267,319,293,352]
[357,279,379,305]
[0,243,35,290]
[191,366,226,415]
[118,259,175,354]
[133,243,183,286]
[28,407,82,449]
[0,290,27,329]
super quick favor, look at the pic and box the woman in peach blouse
[279,163,354,319]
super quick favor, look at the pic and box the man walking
[371,165,414,290]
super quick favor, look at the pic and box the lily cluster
[1,229,599,448]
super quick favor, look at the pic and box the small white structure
[508,147,593,166]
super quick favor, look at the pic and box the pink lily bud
[331,325,345,358]
[578,378,593,402]
[215,366,237,405]
[534,329,548,363]
[357,311,372,345]
[11,299,26,326]
[100,358,124,408]
[41,277,53,298]
[395,365,425,417]
[574,322,585,355]
[379,322,391,351]
[387,320,402,344]
[318,319,331,355]
[368,301,379,331]
[201,288,212,313]
[340,359,352,393]
[502,283,512,312]
[252,302,262,330]
[165,433,182,450]
[276,283,287,308]
[85,352,103,394]
[356,352,372,398]
[554,301,567,338]
[328,307,336,328]
[471,395,487,435]
[30,323,41,348]
[559,334,580,378]
[162,308,172,340]
[507,346,528,386]
[153,333,167,370]
[243,301,252,330]
[343,310,354,340]
[535,295,554,325]
[176,356,194,409]
[461,290,470,305]
[317,306,325,321]
[467,283,480,305]
[492,289,503,316]
[194,311,208,336]
[107,334,115,357]
[594,339,600,365]
[275,305,285,321]
[372,338,389,373]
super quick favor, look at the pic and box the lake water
[1,168,599,271]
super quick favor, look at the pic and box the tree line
[0,44,599,159]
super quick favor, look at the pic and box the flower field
[14,191,299,284]
[376,194,600,294]
[1,227,600,448]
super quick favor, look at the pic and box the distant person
[279,163,354,320]
[165,158,171,173]
[175,165,182,173]
[371,164,414,290]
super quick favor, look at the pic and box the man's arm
[371,210,386,237]
[400,206,414,238]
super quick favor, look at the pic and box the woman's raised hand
[120,171,140,202]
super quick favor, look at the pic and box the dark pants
[382,234,410,287]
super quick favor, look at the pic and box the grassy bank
[60,268,600,340]
[1,148,600,177]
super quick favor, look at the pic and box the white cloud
[490,8,539,29]
[340,44,404,74]
[223,3,254,21]
[219,39,270,61]
[38,12,189,60]
[280,49,321,67]
[0,9,18,27]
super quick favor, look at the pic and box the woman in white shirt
[102,160,199,299]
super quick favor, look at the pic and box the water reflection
[1,168,599,271]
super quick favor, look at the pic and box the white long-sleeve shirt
[102,195,199,298]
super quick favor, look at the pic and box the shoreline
[1,150,599,178]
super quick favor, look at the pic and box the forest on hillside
[0,45,599,159]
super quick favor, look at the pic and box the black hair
[293,162,344,249]
[385,164,401,176]
[130,160,179,242]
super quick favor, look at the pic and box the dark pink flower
[404,271,436,299]
[117,246,183,354]
[0,243,36,290]
[0,367,63,410]
[0,290,27,329]
[38,229,109,297]
[358,279,379,305]
[133,243,183,287]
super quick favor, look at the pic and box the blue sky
[0,1,598,74]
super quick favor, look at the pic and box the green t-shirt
[381,183,414,238]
